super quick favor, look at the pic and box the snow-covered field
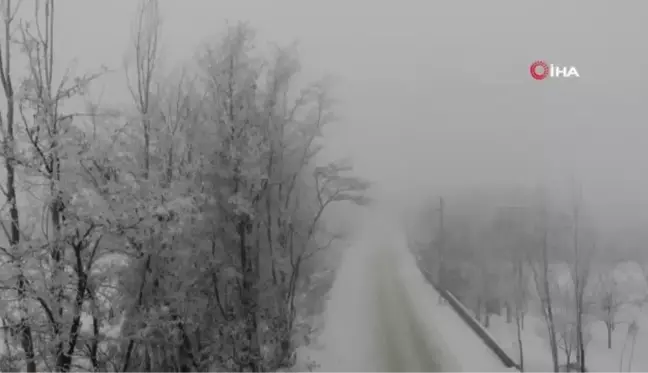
[487,310,648,372]
[486,263,648,372]
[313,221,511,371]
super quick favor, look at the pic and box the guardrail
[417,263,521,371]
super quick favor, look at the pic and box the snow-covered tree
[0,2,369,371]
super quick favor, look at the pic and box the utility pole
[436,196,446,304]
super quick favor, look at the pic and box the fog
[2,0,641,246]
[0,1,645,370]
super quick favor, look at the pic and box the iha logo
[529,60,580,80]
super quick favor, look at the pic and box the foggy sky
[37,1,648,242]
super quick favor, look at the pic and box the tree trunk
[540,228,560,373]
[17,315,36,373]
[576,292,586,372]
[607,322,612,349]
[578,325,586,371]
[516,309,525,372]
[0,0,36,370]
[628,333,637,372]
[143,116,150,178]
[239,218,261,371]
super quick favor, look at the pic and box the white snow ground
[317,221,512,371]
[485,262,648,372]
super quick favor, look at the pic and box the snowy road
[318,222,514,371]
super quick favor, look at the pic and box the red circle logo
[530,60,549,80]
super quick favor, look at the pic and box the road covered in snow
[318,217,514,371]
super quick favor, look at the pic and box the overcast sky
[19,1,648,242]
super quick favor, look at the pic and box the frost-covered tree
[0,2,369,371]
